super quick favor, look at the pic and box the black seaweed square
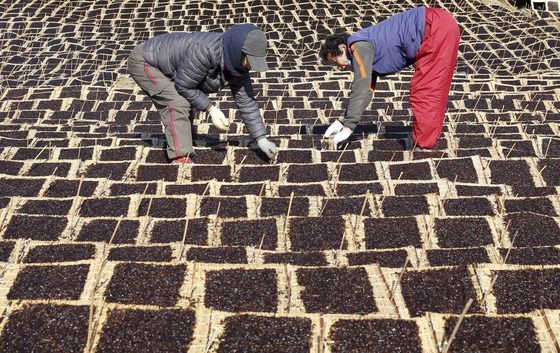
[218,315,311,353]
[364,217,421,248]
[0,305,88,353]
[205,269,277,312]
[97,309,196,353]
[435,218,493,248]
[493,269,560,313]
[443,316,540,353]
[400,267,481,317]
[221,219,278,250]
[4,215,67,241]
[330,319,422,353]
[297,267,376,314]
[289,217,345,251]
[8,265,89,300]
[105,263,186,306]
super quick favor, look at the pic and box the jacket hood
[222,24,260,76]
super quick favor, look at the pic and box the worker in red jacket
[320,7,460,151]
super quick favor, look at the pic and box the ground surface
[1,0,560,352]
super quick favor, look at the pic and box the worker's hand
[323,119,344,139]
[208,105,229,132]
[332,127,353,145]
[257,137,278,159]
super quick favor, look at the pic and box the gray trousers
[128,43,195,159]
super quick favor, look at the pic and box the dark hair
[319,32,350,61]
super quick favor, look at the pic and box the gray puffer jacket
[142,30,266,140]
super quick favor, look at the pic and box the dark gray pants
[128,43,195,159]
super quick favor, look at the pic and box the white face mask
[340,49,351,67]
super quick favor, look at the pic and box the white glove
[323,120,344,138]
[257,138,278,159]
[332,127,353,145]
[208,105,229,132]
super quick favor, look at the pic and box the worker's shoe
[172,156,194,164]
[404,135,440,152]
[413,146,435,152]
[403,134,415,150]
